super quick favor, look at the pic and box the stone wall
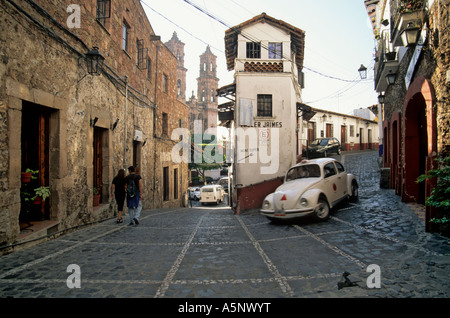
[383,1,449,157]
[0,0,188,248]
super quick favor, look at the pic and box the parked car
[200,185,224,205]
[218,177,229,193]
[189,187,201,201]
[260,158,358,222]
[304,137,341,158]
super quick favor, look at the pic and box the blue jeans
[128,200,142,224]
[135,200,142,220]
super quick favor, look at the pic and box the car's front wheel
[313,199,330,221]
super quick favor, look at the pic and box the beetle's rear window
[286,164,321,181]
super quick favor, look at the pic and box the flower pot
[33,196,42,205]
[385,52,396,61]
[21,172,32,183]
[93,194,101,206]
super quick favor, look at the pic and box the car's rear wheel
[313,199,330,221]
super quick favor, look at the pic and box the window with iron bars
[136,39,147,70]
[96,0,111,26]
[122,20,129,51]
[246,42,261,59]
[257,94,272,117]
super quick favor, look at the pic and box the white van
[218,177,229,193]
[200,185,224,205]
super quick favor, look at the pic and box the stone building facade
[365,0,449,231]
[0,0,188,251]
[165,32,187,103]
[187,46,219,132]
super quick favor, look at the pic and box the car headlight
[299,198,308,207]
[263,200,271,209]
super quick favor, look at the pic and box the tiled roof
[224,13,305,71]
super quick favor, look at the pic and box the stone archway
[402,77,437,230]
[403,93,428,203]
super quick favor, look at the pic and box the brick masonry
[0,0,188,248]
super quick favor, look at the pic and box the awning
[297,103,316,121]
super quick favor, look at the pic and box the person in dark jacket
[125,166,143,226]
[111,169,126,223]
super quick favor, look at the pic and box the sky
[141,0,379,116]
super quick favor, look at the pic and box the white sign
[405,26,427,89]
[134,129,143,141]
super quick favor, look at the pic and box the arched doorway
[391,115,400,195]
[403,93,427,203]
[402,77,437,230]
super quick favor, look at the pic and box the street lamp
[358,64,367,80]
[378,93,385,104]
[386,73,396,86]
[86,46,105,76]
[400,23,420,47]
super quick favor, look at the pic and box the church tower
[197,46,219,130]
[165,32,187,102]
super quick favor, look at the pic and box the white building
[299,106,380,152]
[222,13,305,213]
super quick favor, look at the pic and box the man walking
[125,166,143,226]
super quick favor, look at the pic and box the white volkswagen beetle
[261,158,358,222]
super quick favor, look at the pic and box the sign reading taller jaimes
[224,13,305,213]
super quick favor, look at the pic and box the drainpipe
[123,75,128,169]
[152,43,159,208]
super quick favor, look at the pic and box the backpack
[127,175,137,198]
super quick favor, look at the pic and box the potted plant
[385,51,397,61]
[93,186,101,206]
[21,168,38,183]
[32,186,51,205]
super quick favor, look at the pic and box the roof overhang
[224,13,305,71]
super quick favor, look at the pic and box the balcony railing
[391,0,425,23]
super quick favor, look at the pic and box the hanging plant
[399,0,424,13]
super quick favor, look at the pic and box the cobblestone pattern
[0,151,449,298]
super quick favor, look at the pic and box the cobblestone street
[0,151,449,300]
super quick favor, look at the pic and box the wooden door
[93,127,103,200]
[340,125,346,145]
[326,124,332,137]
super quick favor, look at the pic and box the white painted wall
[299,108,380,151]
[232,22,302,188]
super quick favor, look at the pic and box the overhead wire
[182,0,366,83]
[143,0,376,108]
[220,0,364,82]
[140,0,224,54]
